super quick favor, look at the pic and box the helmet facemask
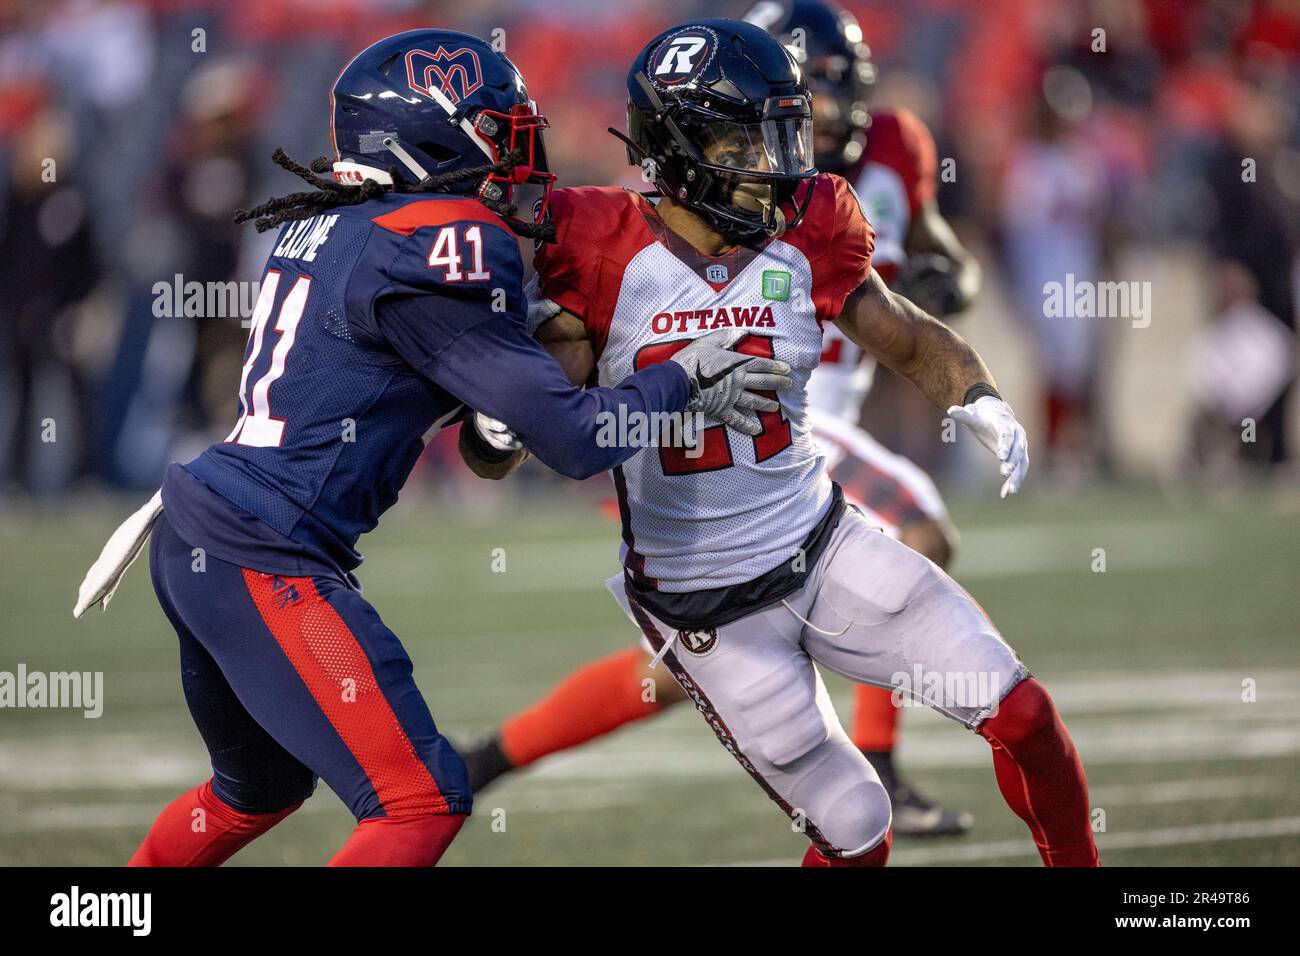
[469,100,556,228]
[693,117,813,237]
[644,84,818,242]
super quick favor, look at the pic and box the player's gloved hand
[669,328,792,436]
[472,411,523,454]
[459,410,529,480]
[523,275,562,335]
[947,394,1029,498]
[896,253,965,318]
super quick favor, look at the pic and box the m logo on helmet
[649,27,717,87]
[406,46,484,105]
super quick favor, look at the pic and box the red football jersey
[533,173,875,591]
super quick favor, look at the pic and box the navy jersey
[164,192,689,577]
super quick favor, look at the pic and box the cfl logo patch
[649,27,717,87]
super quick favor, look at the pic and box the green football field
[1,484,1297,866]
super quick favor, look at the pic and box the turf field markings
[950,519,1215,579]
[1,802,167,834]
[725,816,1300,866]
[1087,775,1282,806]
[483,775,1282,814]
[361,516,1220,597]
[1036,668,1300,712]
[480,713,1300,781]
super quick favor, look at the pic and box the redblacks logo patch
[677,628,718,656]
[648,27,718,88]
[651,305,776,335]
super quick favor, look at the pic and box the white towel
[73,490,164,618]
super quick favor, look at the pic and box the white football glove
[471,411,523,453]
[523,275,562,335]
[669,328,793,436]
[947,395,1029,498]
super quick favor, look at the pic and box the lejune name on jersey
[273,214,341,263]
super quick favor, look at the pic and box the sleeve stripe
[372,199,507,236]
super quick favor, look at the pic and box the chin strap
[331,161,393,186]
[381,138,430,182]
[331,140,430,186]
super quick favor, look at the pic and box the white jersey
[806,108,937,425]
[536,175,875,591]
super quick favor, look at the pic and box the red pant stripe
[243,570,448,816]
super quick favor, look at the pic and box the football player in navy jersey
[73,29,789,867]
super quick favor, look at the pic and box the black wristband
[961,383,1001,406]
[460,415,516,465]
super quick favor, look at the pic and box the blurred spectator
[156,59,267,446]
[1,0,1298,498]
[1186,260,1296,480]
[0,106,101,495]
[1201,68,1299,469]
[999,75,1115,481]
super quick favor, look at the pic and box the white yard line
[2,802,166,834]
[3,665,1296,790]
[727,816,1300,866]
[510,719,1300,779]
[1087,776,1280,806]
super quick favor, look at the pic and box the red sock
[978,678,1099,866]
[850,684,900,752]
[499,647,663,767]
[801,830,891,867]
[328,813,466,867]
[128,779,299,867]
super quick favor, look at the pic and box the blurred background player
[462,0,983,837]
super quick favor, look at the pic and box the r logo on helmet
[649,27,717,88]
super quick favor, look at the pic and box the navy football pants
[148,513,470,820]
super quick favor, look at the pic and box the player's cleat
[863,750,973,837]
[461,735,516,794]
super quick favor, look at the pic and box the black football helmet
[744,0,876,173]
[622,19,817,241]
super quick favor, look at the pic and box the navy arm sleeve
[378,294,688,479]
[367,213,689,479]
[398,296,689,478]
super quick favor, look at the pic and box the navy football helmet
[744,1,876,173]
[623,19,817,241]
[329,29,554,220]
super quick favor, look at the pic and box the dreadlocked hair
[234,148,556,243]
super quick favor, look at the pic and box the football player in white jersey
[463,1,983,837]
[460,19,1097,867]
